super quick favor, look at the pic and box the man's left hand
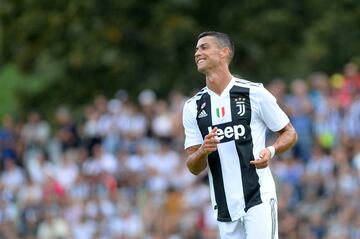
[250,148,272,169]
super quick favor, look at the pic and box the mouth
[196,58,206,65]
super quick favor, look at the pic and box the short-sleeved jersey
[183,77,289,222]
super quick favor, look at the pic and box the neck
[205,68,233,95]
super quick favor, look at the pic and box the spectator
[1,62,360,238]
[117,101,147,152]
[21,111,50,157]
[151,100,174,141]
[54,151,79,191]
[55,106,81,152]
[336,62,360,110]
[37,210,72,239]
[285,79,314,162]
[0,156,25,195]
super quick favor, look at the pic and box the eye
[195,44,208,53]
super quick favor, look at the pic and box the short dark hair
[198,31,235,62]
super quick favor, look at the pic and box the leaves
[0,0,360,116]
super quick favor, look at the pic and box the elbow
[189,168,201,176]
[186,162,200,176]
[186,160,204,176]
[292,129,298,147]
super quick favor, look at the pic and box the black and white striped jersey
[183,77,289,222]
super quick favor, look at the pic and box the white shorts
[218,199,278,239]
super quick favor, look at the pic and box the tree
[1,0,359,116]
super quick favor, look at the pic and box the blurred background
[0,0,360,238]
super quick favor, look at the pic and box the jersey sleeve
[182,100,204,149]
[258,86,289,132]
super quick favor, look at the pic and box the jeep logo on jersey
[208,124,246,142]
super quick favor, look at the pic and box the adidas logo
[198,110,208,118]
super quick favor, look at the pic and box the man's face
[195,36,224,73]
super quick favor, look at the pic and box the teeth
[198,59,205,64]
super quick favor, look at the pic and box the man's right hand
[200,127,219,155]
[185,127,219,175]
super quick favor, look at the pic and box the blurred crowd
[0,61,360,239]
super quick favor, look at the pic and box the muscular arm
[250,122,297,168]
[185,145,208,175]
[185,127,219,175]
[273,122,298,154]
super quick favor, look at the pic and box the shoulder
[183,87,208,116]
[233,77,266,96]
[233,77,263,89]
[184,87,208,105]
[233,77,275,102]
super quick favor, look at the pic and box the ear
[221,47,230,60]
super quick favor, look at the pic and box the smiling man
[182,31,298,239]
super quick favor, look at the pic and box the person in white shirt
[182,31,298,239]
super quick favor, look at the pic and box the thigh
[244,199,278,239]
[218,218,246,239]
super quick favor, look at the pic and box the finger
[250,158,267,165]
[203,144,218,153]
[255,164,267,169]
[205,137,219,144]
[257,155,269,161]
[206,127,218,137]
[258,150,269,159]
[250,162,266,169]
[205,132,217,139]
[249,160,258,165]
[256,157,267,163]
[205,136,220,145]
[250,159,268,168]
[212,137,220,144]
[207,146,218,152]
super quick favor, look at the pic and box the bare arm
[185,127,219,175]
[272,122,298,155]
[185,145,208,175]
[250,122,298,168]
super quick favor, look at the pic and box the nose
[194,49,200,59]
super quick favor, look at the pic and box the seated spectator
[21,111,50,155]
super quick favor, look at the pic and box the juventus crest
[235,97,246,116]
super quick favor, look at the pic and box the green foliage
[1,0,360,115]
[0,62,58,117]
[0,65,22,117]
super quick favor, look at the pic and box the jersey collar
[207,76,235,98]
